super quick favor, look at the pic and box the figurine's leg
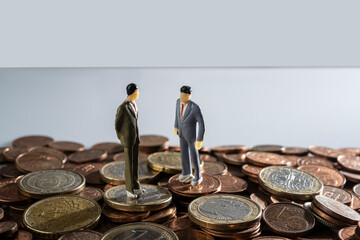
[189,141,201,181]
[179,136,191,176]
[132,143,140,190]
[124,146,135,194]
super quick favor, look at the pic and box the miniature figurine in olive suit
[174,86,205,186]
[115,83,143,198]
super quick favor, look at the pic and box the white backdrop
[0,68,359,149]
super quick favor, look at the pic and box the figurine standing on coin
[174,86,205,186]
[115,83,142,198]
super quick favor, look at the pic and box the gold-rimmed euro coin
[147,152,204,174]
[100,160,160,185]
[104,184,172,212]
[23,195,101,239]
[258,166,323,201]
[188,194,262,231]
[18,169,86,199]
[101,222,178,240]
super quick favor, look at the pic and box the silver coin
[18,169,86,199]
[198,198,251,220]
[101,222,178,240]
[268,168,314,191]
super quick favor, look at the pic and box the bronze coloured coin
[283,155,299,167]
[310,201,348,227]
[69,149,108,163]
[100,160,160,185]
[340,170,360,183]
[168,174,221,197]
[253,237,291,240]
[3,147,29,162]
[250,145,283,153]
[29,146,67,164]
[142,203,177,223]
[0,208,4,221]
[23,195,101,239]
[188,194,262,231]
[258,166,323,201]
[308,145,342,160]
[246,152,289,167]
[91,142,123,154]
[200,153,218,162]
[242,164,262,178]
[222,152,247,166]
[15,230,33,240]
[113,151,148,161]
[210,145,246,154]
[101,222,178,240]
[163,214,197,232]
[48,141,85,153]
[302,202,339,229]
[350,192,360,210]
[338,155,360,173]
[203,161,228,175]
[76,186,104,202]
[104,184,172,212]
[297,156,334,168]
[0,183,31,204]
[263,203,315,238]
[298,165,346,187]
[0,221,18,239]
[338,225,356,240]
[58,230,103,240]
[18,169,85,199]
[321,185,352,205]
[12,135,54,148]
[214,175,247,194]
[269,195,292,204]
[199,222,261,239]
[338,148,360,156]
[313,195,360,225]
[73,163,106,185]
[250,192,269,210]
[281,147,308,156]
[353,183,360,198]
[139,135,169,152]
[175,229,214,240]
[0,164,24,178]
[15,152,63,173]
[102,205,150,223]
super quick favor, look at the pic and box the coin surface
[0,182,31,204]
[188,194,262,231]
[338,148,360,156]
[142,203,177,223]
[308,145,342,160]
[246,152,289,167]
[0,164,24,178]
[222,153,247,166]
[101,222,178,240]
[258,166,323,200]
[102,205,150,223]
[58,230,103,240]
[0,221,18,239]
[15,230,33,240]
[75,186,104,202]
[353,183,360,198]
[263,203,315,237]
[313,195,360,225]
[214,175,247,194]
[18,169,86,199]
[91,142,123,154]
[338,225,356,240]
[148,152,204,174]
[250,145,283,153]
[69,149,108,163]
[338,155,360,173]
[139,135,169,153]
[210,145,246,154]
[321,185,352,205]
[175,229,214,240]
[48,141,85,153]
[298,165,346,187]
[163,214,197,232]
[100,160,160,185]
[12,135,54,148]
[73,163,106,185]
[203,161,228,175]
[3,147,29,162]
[29,146,67,164]
[15,152,63,173]
[113,151,148,161]
[281,147,308,156]
[242,164,262,178]
[104,184,172,212]
[250,192,269,210]
[297,156,334,168]
[23,195,101,239]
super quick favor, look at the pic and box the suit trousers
[123,143,140,193]
[179,136,201,180]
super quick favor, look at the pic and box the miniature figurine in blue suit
[174,86,205,186]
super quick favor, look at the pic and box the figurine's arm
[115,106,124,138]
[174,100,179,136]
[195,107,205,150]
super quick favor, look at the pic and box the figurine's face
[129,89,139,101]
[180,92,191,103]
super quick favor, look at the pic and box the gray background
[0,68,359,148]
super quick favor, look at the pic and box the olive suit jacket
[115,101,139,148]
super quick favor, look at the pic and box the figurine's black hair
[180,86,191,94]
[126,83,138,95]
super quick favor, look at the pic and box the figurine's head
[126,83,139,101]
[180,86,191,103]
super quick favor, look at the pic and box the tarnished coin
[0,164,24,178]
[12,135,54,148]
[18,169,86,199]
[75,186,104,202]
[91,142,123,154]
[100,160,160,185]
[263,203,315,238]
[101,222,178,240]
[113,151,148,161]
[313,195,360,225]
[321,185,352,205]
[258,166,323,200]
[210,145,246,154]
[73,163,106,185]
[203,161,228,175]
[29,146,67,164]
[23,195,101,239]
[338,225,356,240]
[250,145,283,153]
[142,203,177,223]
[297,156,334,168]
[163,214,197,232]
[3,147,29,162]
[0,182,31,204]
[15,152,63,173]
[15,230,33,240]
[69,149,108,163]
[0,221,18,239]
[148,152,204,174]
[175,229,214,240]
[139,135,169,153]
[298,165,346,187]
[214,175,247,194]
[58,230,103,240]
[281,147,308,156]
[246,152,289,167]
[48,141,85,153]
[102,205,150,223]
[242,164,262,178]
[222,153,247,166]
[104,184,172,212]
[308,145,342,160]
[338,155,360,173]
[188,194,262,231]
[338,148,360,156]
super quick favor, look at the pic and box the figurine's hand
[195,141,202,150]
[174,128,178,136]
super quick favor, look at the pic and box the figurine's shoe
[126,190,138,199]
[178,174,194,183]
[191,177,203,186]
[134,188,145,197]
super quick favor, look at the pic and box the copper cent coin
[0,221,18,239]
[298,165,346,187]
[76,186,104,202]
[48,141,85,153]
[29,146,67,164]
[242,164,262,178]
[14,230,33,240]
[142,204,177,223]
[353,183,360,198]
[12,135,53,148]
[0,208,4,221]
[246,152,289,167]
[321,185,353,205]
[250,145,283,153]
[202,161,228,175]
[199,153,218,162]
[3,148,29,162]
[214,175,247,194]
[163,215,197,232]
[297,156,334,168]
[338,148,360,156]
[113,151,148,161]
[58,230,102,240]
[210,145,246,154]
[308,145,342,160]
[253,237,291,240]
[69,149,108,163]
[91,142,123,154]
[281,147,308,156]
[338,155,360,173]
[139,135,169,152]
[222,153,247,166]
[0,164,24,178]
[250,192,269,210]
[175,229,214,240]
[102,205,150,223]
[0,183,31,204]
[15,152,63,173]
[340,170,360,183]
[263,203,315,238]
[338,225,356,240]
[73,163,106,185]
